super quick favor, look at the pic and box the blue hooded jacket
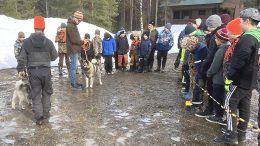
[102,38,116,56]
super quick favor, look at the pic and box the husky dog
[82,59,102,88]
[12,79,31,109]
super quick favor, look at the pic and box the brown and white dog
[82,59,102,88]
[12,79,31,109]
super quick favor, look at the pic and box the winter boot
[214,131,238,145]
[154,67,161,72]
[58,66,63,76]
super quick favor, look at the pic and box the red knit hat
[34,16,45,30]
[226,18,242,35]
[216,28,229,41]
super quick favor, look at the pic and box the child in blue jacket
[102,32,116,74]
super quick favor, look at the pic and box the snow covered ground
[0,15,185,69]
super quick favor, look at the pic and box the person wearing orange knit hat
[16,15,58,125]
[223,18,243,79]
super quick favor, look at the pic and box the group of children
[176,8,260,145]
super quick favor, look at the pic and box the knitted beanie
[184,25,196,35]
[73,10,83,20]
[84,33,90,39]
[18,32,25,38]
[226,18,242,35]
[132,32,139,37]
[34,16,45,30]
[95,29,100,35]
[61,23,66,28]
[165,23,172,31]
[215,28,229,41]
[149,20,155,26]
[220,13,232,24]
[206,14,222,28]
[104,32,111,39]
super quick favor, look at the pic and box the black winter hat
[142,31,149,37]
[84,33,90,39]
[149,20,155,26]
[184,25,196,35]
[119,30,125,35]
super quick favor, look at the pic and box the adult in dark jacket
[195,14,223,118]
[155,23,174,72]
[17,16,58,125]
[214,8,260,145]
[102,32,117,74]
[147,20,159,71]
[116,30,129,72]
[138,31,151,73]
[66,11,85,88]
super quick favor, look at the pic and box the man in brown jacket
[66,10,85,88]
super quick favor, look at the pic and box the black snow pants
[28,67,53,120]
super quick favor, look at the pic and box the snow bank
[0,15,112,69]
[0,15,185,69]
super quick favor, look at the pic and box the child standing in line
[138,31,151,73]
[92,29,103,64]
[102,32,116,74]
[129,32,141,72]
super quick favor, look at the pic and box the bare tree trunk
[257,0,260,6]
[140,0,143,32]
[155,0,158,26]
[164,0,167,24]
[130,0,133,31]
[46,0,49,17]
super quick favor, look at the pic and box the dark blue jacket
[102,38,116,56]
[139,39,151,58]
[190,42,208,79]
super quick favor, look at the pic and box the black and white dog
[12,78,31,109]
[82,58,102,88]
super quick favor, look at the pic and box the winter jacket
[139,38,151,58]
[201,25,225,75]
[55,29,67,53]
[14,39,23,60]
[207,42,229,85]
[92,36,102,56]
[223,38,240,78]
[116,36,129,55]
[227,28,260,90]
[66,16,83,54]
[190,42,208,79]
[149,28,159,48]
[17,32,58,72]
[102,37,117,56]
[156,30,174,52]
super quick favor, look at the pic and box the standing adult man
[147,20,158,72]
[17,16,58,125]
[214,8,260,145]
[55,23,70,76]
[66,10,85,88]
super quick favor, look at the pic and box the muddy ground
[0,54,259,146]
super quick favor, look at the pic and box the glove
[225,78,233,92]
[18,71,27,79]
